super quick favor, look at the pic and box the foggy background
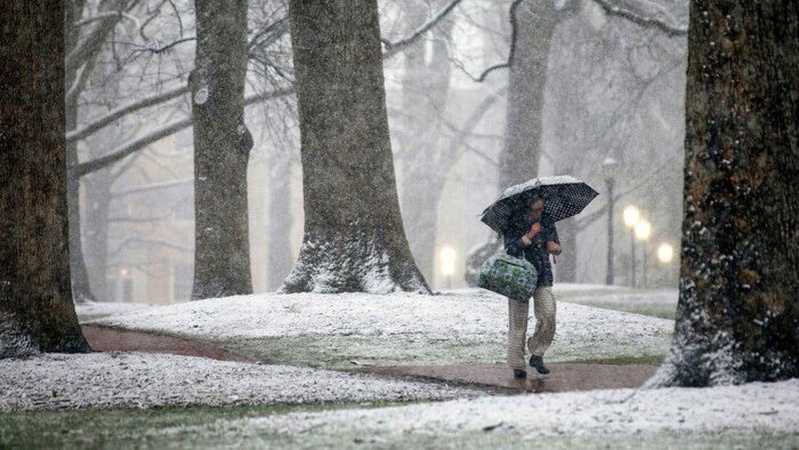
[69,0,687,304]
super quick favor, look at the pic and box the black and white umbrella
[480,175,599,233]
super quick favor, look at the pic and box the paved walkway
[81,324,658,393]
[81,324,254,363]
[357,363,658,392]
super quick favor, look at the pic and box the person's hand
[526,223,541,239]
[547,241,561,255]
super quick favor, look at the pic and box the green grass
[0,402,399,449]
[3,405,796,449]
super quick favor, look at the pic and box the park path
[81,324,657,393]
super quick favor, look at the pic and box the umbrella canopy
[480,175,599,233]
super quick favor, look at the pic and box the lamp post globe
[657,242,674,264]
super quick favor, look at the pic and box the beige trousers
[507,287,556,370]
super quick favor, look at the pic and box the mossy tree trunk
[282,0,430,294]
[649,0,799,386]
[190,0,254,300]
[0,1,91,358]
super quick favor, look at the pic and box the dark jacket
[503,214,559,288]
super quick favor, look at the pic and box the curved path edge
[81,324,255,363]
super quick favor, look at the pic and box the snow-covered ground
[2,286,797,447]
[81,287,675,368]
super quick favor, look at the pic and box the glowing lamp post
[657,242,675,264]
[439,246,457,289]
[634,218,652,287]
[622,205,641,287]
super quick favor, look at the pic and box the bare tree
[464,0,688,285]
[282,0,430,293]
[1,2,91,357]
[190,0,254,300]
[648,0,799,386]
[66,0,139,303]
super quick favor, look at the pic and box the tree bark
[0,1,91,357]
[499,0,557,189]
[190,0,254,300]
[282,0,430,294]
[648,0,799,386]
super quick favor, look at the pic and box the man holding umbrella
[504,195,561,378]
[480,175,598,379]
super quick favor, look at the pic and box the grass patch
[566,301,677,320]
[5,405,794,449]
[0,401,406,449]
[221,335,506,370]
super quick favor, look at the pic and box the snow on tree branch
[592,0,687,36]
[381,0,464,58]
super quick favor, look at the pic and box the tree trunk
[648,0,799,387]
[65,0,97,304]
[499,0,557,189]
[190,0,254,300]
[282,0,430,294]
[83,170,113,301]
[266,155,294,291]
[0,1,91,357]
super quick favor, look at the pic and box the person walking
[503,196,561,379]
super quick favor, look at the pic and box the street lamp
[439,246,457,290]
[634,218,652,287]
[622,205,641,287]
[657,242,674,264]
[602,157,618,285]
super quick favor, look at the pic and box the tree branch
[66,0,136,75]
[69,17,289,144]
[72,10,140,28]
[67,85,189,143]
[470,0,525,82]
[466,0,685,83]
[72,87,294,177]
[381,0,464,59]
[110,237,193,257]
[591,0,688,36]
[135,36,196,54]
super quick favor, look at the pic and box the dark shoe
[512,369,527,379]
[529,355,550,375]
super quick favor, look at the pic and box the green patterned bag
[478,251,538,301]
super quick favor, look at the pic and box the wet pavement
[82,324,254,363]
[357,362,658,392]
